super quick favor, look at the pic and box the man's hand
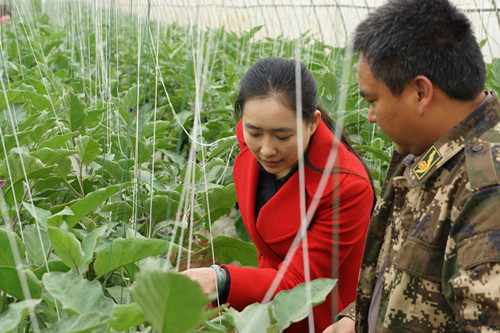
[322,317,355,333]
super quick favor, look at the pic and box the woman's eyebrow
[244,122,293,133]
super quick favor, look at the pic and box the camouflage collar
[406,91,500,186]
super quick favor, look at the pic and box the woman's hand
[322,317,355,333]
[0,15,11,25]
[181,267,218,297]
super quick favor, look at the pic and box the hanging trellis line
[0,0,499,332]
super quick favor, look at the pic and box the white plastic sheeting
[101,0,500,61]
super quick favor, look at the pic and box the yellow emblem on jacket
[413,145,442,180]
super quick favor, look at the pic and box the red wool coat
[223,119,373,332]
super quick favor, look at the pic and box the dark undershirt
[218,163,298,305]
[255,162,298,218]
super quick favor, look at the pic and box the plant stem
[0,290,7,314]
[79,164,84,197]
[23,316,31,333]
[45,246,53,262]
[178,248,206,263]
[57,170,83,198]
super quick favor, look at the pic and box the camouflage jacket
[340,91,500,332]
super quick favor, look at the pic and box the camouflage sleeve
[334,301,356,322]
[446,185,500,331]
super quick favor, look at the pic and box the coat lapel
[234,121,284,263]
[233,120,338,262]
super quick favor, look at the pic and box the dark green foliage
[0,3,497,332]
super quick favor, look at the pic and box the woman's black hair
[0,4,10,17]
[235,57,375,203]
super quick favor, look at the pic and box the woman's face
[241,96,320,179]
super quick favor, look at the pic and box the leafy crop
[0,2,498,332]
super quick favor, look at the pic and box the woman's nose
[260,138,276,156]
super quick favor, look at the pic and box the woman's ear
[310,110,322,134]
[414,75,433,116]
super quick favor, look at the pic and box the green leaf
[100,158,130,182]
[24,90,52,110]
[0,299,41,333]
[2,181,24,208]
[131,270,210,333]
[39,131,78,149]
[354,145,391,163]
[65,184,125,228]
[211,236,257,266]
[270,278,337,331]
[0,229,26,267]
[99,201,133,221]
[490,58,500,89]
[3,150,53,184]
[0,132,29,158]
[200,184,237,226]
[0,89,25,112]
[0,266,43,300]
[81,226,108,268]
[106,285,131,304]
[234,210,252,243]
[479,38,487,49]
[200,319,227,333]
[207,137,238,159]
[123,85,143,110]
[40,312,111,333]
[223,279,336,332]
[0,102,25,129]
[23,202,51,228]
[48,227,85,271]
[143,193,180,224]
[30,148,78,166]
[223,303,271,332]
[47,206,75,227]
[42,272,114,316]
[43,29,65,55]
[37,62,63,95]
[62,91,87,131]
[75,135,102,165]
[23,225,50,266]
[111,303,146,331]
[33,260,70,280]
[93,238,179,277]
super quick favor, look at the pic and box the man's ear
[414,75,433,115]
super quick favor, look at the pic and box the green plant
[0,3,498,332]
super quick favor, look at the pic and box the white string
[3,1,499,332]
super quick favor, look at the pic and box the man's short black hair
[353,0,485,100]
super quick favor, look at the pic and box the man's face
[357,56,421,156]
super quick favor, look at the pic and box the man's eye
[248,132,260,137]
[277,135,291,141]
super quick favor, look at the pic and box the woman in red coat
[184,57,374,332]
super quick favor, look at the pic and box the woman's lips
[262,160,280,168]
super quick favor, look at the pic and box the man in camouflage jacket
[340,91,500,332]
[325,0,500,332]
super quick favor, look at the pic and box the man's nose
[368,107,377,123]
